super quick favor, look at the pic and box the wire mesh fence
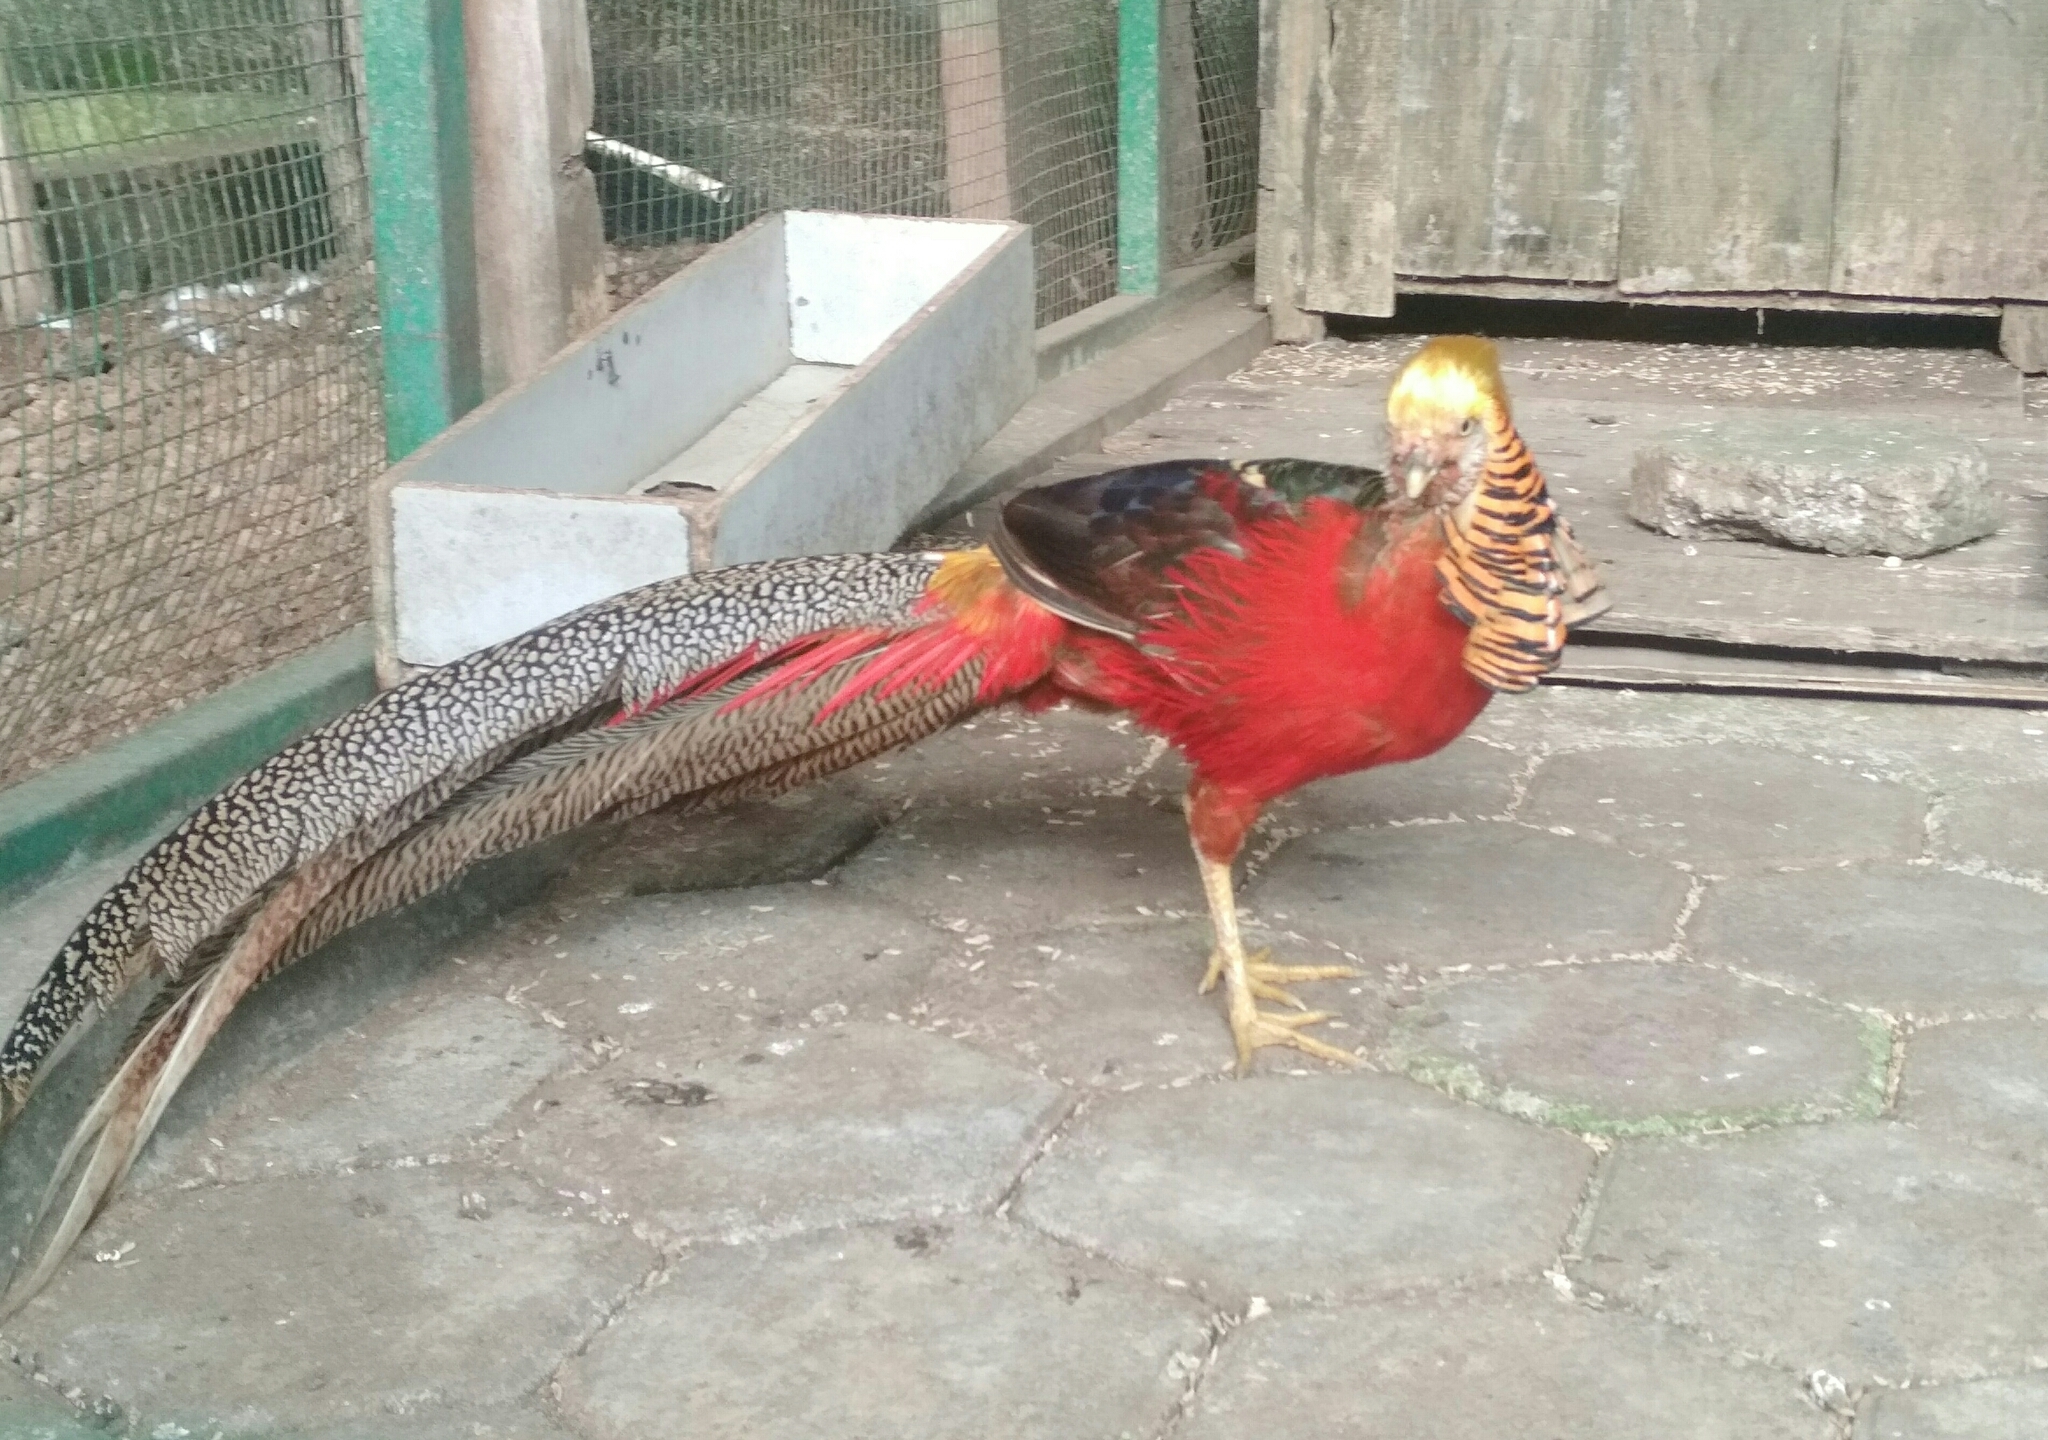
[0,0,1260,795]
[587,0,1259,325]
[0,0,382,790]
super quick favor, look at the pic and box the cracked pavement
[4,682,2045,1440]
[3,338,2048,1438]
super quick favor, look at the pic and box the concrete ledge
[918,277,1271,527]
[0,627,375,904]
[1033,240,1251,383]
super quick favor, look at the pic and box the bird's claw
[1226,1004,1363,1077]
[1200,947,1356,1009]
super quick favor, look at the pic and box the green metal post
[1117,0,1163,295]
[361,0,482,460]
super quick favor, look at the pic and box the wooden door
[1268,0,2048,319]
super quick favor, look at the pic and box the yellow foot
[1199,947,1356,1008]
[1226,1003,1363,1076]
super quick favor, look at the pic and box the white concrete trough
[370,209,1034,678]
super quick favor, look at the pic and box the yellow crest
[1385,335,1509,430]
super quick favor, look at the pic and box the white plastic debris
[1806,1369,1850,1409]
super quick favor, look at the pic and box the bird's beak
[1389,435,1458,501]
[1401,455,1432,500]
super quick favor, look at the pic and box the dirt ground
[0,243,701,793]
[0,266,382,790]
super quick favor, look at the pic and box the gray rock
[1629,417,2001,557]
[916,919,1242,1085]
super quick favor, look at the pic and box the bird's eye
[1460,417,1478,436]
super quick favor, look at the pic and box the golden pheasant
[0,335,1605,1311]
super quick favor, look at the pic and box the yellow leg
[1196,852,1362,1076]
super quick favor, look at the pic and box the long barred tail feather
[0,559,996,1318]
[0,553,946,1129]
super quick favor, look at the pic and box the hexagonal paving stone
[1690,866,2048,1018]
[1268,736,1526,831]
[8,1166,651,1435]
[1386,963,1884,1132]
[447,885,946,1054]
[1252,822,1691,968]
[837,794,1207,934]
[506,1020,1066,1243]
[917,920,1243,1085]
[1016,1073,1591,1300]
[1937,780,2048,876]
[1578,1123,2048,1382]
[556,1219,1209,1440]
[1859,1374,2048,1440]
[1182,1285,1825,1440]
[1898,1019,2048,1168]
[133,992,578,1191]
[1520,745,1926,871]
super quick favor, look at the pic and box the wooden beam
[0,63,52,327]
[1394,275,1999,316]
[463,0,609,396]
[1300,0,1398,317]
[938,0,1011,221]
[1553,641,2048,709]
[1254,0,1323,341]
[2002,303,2048,375]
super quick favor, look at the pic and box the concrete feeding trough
[370,209,1034,680]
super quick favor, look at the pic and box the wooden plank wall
[1394,0,1630,283]
[1298,0,1399,317]
[1261,0,2048,326]
[1254,0,1326,340]
[1831,0,2048,301]
[1618,0,1841,296]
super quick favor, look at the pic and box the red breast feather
[1079,499,1491,803]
